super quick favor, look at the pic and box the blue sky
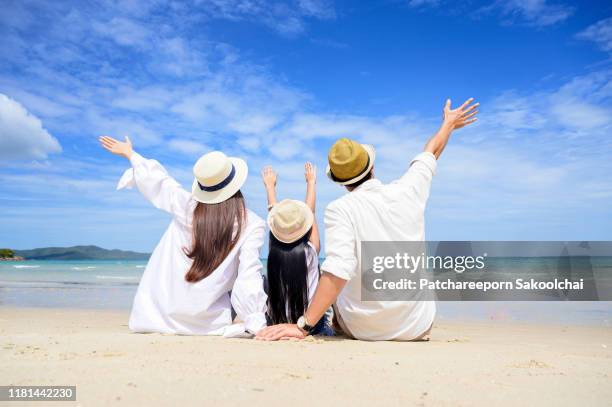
[1,0,611,252]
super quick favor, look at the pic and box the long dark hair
[184,190,245,283]
[266,230,311,324]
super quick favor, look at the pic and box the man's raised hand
[443,98,479,130]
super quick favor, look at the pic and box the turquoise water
[0,260,144,309]
[1,259,611,326]
[0,260,145,285]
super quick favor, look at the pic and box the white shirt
[321,152,437,341]
[117,153,267,336]
[305,242,320,305]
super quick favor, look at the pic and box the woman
[262,163,333,336]
[99,136,267,337]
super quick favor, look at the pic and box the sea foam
[96,275,138,281]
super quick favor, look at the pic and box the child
[262,162,333,336]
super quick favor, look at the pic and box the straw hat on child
[268,199,314,243]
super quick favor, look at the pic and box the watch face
[297,316,305,329]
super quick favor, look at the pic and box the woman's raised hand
[99,136,133,159]
[262,165,277,190]
[305,162,317,185]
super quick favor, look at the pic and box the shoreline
[1,307,611,406]
[2,301,610,327]
[11,304,609,326]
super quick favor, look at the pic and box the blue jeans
[310,313,334,336]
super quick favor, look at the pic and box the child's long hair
[266,230,311,324]
[184,190,245,283]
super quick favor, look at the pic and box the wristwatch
[297,315,313,333]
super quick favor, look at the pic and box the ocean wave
[71,266,97,270]
[13,265,40,269]
[96,275,139,281]
[0,279,138,288]
[135,265,145,269]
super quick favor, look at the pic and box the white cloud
[406,0,572,27]
[169,71,306,137]
[229,114,281,134]
[153,37,210,76]
[91,17,153,48]
[550,100,610,130]
[0,93,61,160]
[482,0,573,27]
[199,0,335,35]
[237,136,262,152]
[0,88,76,118]
[111,86,179,111]
[485,92,547,132]
[167,139,210,156]
[468,70,612,140]
[549,70,612,131]
[89,112,163,146]
[576,17,612,52]
[298,0,335,19]
[407,0,440,7]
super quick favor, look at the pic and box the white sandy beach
[1,307,611,406]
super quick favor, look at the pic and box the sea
[1,259,611,327]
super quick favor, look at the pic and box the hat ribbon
[198,164,236,192]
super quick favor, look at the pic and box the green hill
[14,245,150,260]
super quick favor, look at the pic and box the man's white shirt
[321,152,437,341]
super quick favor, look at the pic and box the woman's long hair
[184,190,245,283]
[266,231,311,324]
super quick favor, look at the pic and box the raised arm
[99,136,191,224]
[425,98,479,159]
[261,166,278,211]
[304,162,321,254]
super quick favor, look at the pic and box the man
[257,98,479,341]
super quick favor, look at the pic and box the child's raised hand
[99,136,133,159]
[305,162,317,185]
[262,165,277,189]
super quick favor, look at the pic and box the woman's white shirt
[117,152,267,336]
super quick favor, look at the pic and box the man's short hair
[345,170,373,189]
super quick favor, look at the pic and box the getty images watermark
[361,241,612,301]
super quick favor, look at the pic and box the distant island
[4,245,151,261]
[0,249,24,261]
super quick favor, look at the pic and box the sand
[1,307,611,406]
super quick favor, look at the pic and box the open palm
[99,136,133,159]
[261,165,277,189]
[443,98,479,130]
[305,161,317,184]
